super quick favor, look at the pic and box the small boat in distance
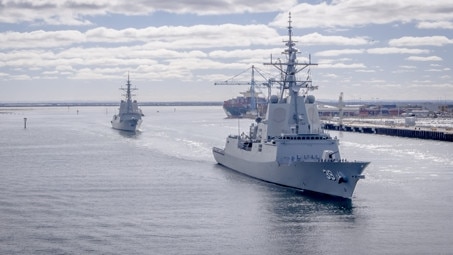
[212,13,370,199]
[111,74,143,132]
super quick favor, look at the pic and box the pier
[323,122,453,142]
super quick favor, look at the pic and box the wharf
[323,119,453,142]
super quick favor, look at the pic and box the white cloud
[0,30,86,49]
[0,24,377,80]
[9,74,32,80]
[318,62,366,69]
[392,69,415,74]
[417,21,453,30]
[406,56,443,61]
[271,0,453,28]
[323,73,338,78]
[0,0,297,25]
[299,33,369,46]
[209,49,279,59]
[367,47,429,54]
[315,49,364,57]
[389,36,453,47]
[0,24,280,50]
[356,69,375,73]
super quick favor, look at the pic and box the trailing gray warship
[212,14,369,199]
[111,74,143,132]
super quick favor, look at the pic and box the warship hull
[213,145,368,199]
[111,114,142,132]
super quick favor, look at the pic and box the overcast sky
[1,0,452,103]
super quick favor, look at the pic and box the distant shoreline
[0,101,223,108]
[1,99,451,108]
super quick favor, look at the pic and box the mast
[250,65,256,112]
[120,72,137,113]
[126,73,132,103]
[264,12,318,94]
[263,12,318,133]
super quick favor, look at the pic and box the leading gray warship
[213,14,370,199]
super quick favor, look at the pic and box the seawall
[323,123,453,142]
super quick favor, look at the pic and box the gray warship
[212,14,369,199]
[111,74,143,132]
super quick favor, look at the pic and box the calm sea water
[1,106,452,254]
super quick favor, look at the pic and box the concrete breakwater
[323,123,453,142]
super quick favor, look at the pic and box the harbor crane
[214,65,273,113]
